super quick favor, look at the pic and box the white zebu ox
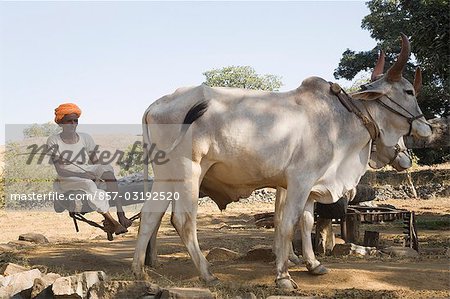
[133,34,432,289]
[282,135,413,264]
[138,134,412,267]
[282,51,416,263]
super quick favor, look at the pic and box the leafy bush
[118,141,153,177]
[3,142,56,209]
[23,122,61,138]
[203,66,282,91]
[0,174,4,209]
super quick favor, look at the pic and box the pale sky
[0,1,376,143]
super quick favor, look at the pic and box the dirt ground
[0,197,449,299]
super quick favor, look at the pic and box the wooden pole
[405,170,418,198]
[341,217,347,242]
[344,214,360,244]
[363,230,379,247]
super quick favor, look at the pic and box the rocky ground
[374,183,449,200]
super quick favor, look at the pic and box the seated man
[46,103,132,235]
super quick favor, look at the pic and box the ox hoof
[132,269,146,280]
[145,259,160,268]
[308,264,329,275]
[132,264,150,281]
[275,277,298,290]
[288,254,302,265]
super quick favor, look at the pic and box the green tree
[334,0,449,165]
[203,66,283,91]
[0,172,4,209]
[3,142,55,209]
[23,122,61,138]
[118,141,154,177]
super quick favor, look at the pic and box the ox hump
[299,76,329,91]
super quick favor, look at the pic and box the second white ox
[133,34,431,289]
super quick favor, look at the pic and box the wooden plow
[254,204,419,251]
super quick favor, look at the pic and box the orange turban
[54,103,82,123]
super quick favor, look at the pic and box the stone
[7,240,35,248]
[335,237,345,245]
[351,244,377,256]
[0,269,42,299]
[358,201,376,207]
[88,280,159,299]
[242,245,275,262]
[52,271,107,298]
[0,243,17,252]
[206,247,240,262]
[228,225,246,229]
[51,276,81,299]
[381,246,419,258]
[332,243,377,256]
[446,248,450,258]
[0,263,29,276]
[160,287,214,299]
[31,273,61,298]
[331,243,352,256]
[266,296,318,299]
[0,275,9,288]
[235,292,257,299]
[19,233,49,244]
[218,224,231,230]
[211,219,223,225]
[437,186,450,197]
[420,247,447,256]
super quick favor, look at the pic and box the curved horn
[413,67,422,95]
[371,50,385,81]
[386,33,411,82]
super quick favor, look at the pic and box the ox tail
[142,108,152,195]
[164,100,209,154]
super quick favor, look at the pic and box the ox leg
[144,220,161,267]
[132,190,170,280]
[274,185,311,290]
[275,187,301,265]
[171,162,217,284]
[301,197,329,275]
[325,219,336,253]
[315,217,328,255]
[315,218,335,255]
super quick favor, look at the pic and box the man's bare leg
[101,211,128,235]
[102,171,133,228]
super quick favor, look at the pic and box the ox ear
[351,90,385,101]
[413,67,422,95]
